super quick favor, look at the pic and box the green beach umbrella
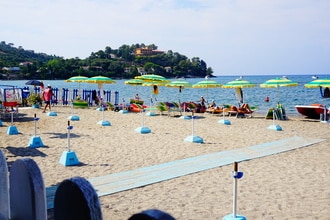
[192,80,222,88]
[137,74,169,95]
[260,77,298,102]
[142,81,167,95]
[222,79,256,104]
[85,75,116,84]
[125,79,145,101]
[85,75,116,100]
[222,79,256,89]
[124,78,144,86]
[65,75,89,96]
[65,75,88,83]
[260,77,298,88]
[165,80,192,90]
[192,79,222,102]
[135,74,169,83]
[140,79,168,115]
[304,78,330,88]
[304,77,330,98]
[165,80,192,103]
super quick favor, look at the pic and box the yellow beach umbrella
[304,78,330,98]
[192,79,222,102]
[85,75,116,100]
[222,79,256,104]
[260,77,298,102]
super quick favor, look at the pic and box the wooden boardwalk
[46,136,324,209]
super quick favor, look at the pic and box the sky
[1,0,329,76]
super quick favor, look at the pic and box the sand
[1,106,329,219]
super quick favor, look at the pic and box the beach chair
[165,102,182,117]
[156,102,170,116]
[237,104,255,118]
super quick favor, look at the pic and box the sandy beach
[1,106,329,219]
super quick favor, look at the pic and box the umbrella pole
[191,112,194,136]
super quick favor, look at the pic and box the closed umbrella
[222,79,256,104]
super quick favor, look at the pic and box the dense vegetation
[0,41,214,80]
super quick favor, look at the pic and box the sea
[1,74,329,116]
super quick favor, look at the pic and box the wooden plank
[46,136,324,209]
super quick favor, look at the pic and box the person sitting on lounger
[208,100,216,108]
[237,103,253,114]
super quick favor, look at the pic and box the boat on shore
[295,104,326,119]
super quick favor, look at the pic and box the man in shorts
[42,84,54,113]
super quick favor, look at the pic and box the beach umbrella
[65,75,88,83]
[222,79,256,104]
[135,74,169,83]
[192,79,222,102]
[65,75,88,96]
[304,78,330,98]
[165,80,192,102]
[25,80,43,86]
[141,80,168,116]
[125,78,145,103]
[137,74,169,95]
[260,77,298,102]
[85,75,116,100]
[142,81,167,95]
[124,78,144,86]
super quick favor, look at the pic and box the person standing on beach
[42,84,54,113]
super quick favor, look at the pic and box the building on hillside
[19,61,33,66]
[164,66,172,73]
[135,48,164,56]
[2,67,20,72]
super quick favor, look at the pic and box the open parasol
[25,80,43,86]
[304,78,330,98]
[65,75,88,96]
[85,75,116,100]
[135,74,170,83]
[260,77,298,103]
[192,79,222,102]
[138,75,169,115]
[222,79,256,104]
[165,80,192,100]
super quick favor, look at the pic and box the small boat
[312,75,318,79]
[295,104,325,119]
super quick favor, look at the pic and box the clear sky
[1,0,329,76]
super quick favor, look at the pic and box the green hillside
[0,41,214,80]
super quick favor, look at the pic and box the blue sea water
[2,74,330,116]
